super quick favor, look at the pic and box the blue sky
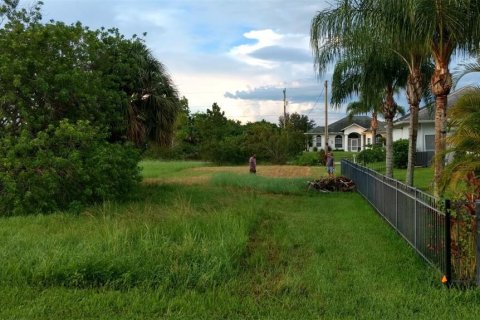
[40,0,478,126]
[40,0,339,125]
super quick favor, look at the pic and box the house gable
[341,123,367,134]
[392,86,474,152]
[393,85,476,128]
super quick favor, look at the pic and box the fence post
[414,189,417,247]
[445,199,452,287]
[476,200,480,286]
[395,180,398,228]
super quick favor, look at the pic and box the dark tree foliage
[0,2,180,146]
[279,112,315,133]
[0,1,179,214]
[192,103,245,164]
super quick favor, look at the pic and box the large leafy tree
[0,1,180,214]
[0,1,180,147]
[243,121,291,164]
[279,112,315,132]
[279,112,315,152]
[192,103,244,163]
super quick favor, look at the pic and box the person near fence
[249,154,257,174]
[326,152,334,177]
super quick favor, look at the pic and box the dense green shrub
[0,120,141,215]
[393,139,409,169]
[215,135,248,164]
[357,145,385,164]
[293,152,320,166]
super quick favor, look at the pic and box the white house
[305,87,473,155]
[305,115,385,152]
[392,86,475,152]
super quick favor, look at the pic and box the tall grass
[210,172,309,195]
[1,162,480,319]
[140,160,208,179]
[0,192,260,291]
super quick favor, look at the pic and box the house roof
[394,86,476,126]
[306,115,384,135]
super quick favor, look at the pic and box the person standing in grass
[249,154,256,174]
[326,152,334,177]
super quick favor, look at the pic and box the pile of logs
[307,176,356,192]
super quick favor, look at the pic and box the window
[367,138,371,145]
[316,136,322,147]
[425,135,434,151]
[335,135,342,149]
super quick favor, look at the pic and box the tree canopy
[0,1,181,214]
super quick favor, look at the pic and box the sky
[39,0,479,126]
[39,0,341,126]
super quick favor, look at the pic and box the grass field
[1,161,479,319]
[358,160,434,192]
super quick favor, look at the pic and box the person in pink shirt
[249,154,256,174]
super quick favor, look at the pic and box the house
[305,115,385,152]
[392,86,475,152]
[392,86,475,166]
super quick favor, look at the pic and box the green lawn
[358,161,434,192]
[0,161,479,319]
[394,166,434,192]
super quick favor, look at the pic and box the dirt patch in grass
[190,165,323,178]
[142,165,325,185]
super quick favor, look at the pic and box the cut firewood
[307,176,356,192]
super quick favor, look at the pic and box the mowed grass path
[0,161,479,319]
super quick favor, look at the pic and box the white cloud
[229,29,284,68]
[41,0,334,124]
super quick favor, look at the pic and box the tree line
[153,100,315,165]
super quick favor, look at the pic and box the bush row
[0,120,141,215]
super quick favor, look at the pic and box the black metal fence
[341,159,460,284]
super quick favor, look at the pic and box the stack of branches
[307,176,356,192]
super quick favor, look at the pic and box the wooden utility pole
[283,88,287,128]
[324,80,328,150]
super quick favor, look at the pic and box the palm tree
[126,42,180,147]
[311,0,480,194]
[441,53,480,193]
[414,0,480,195]
[441,87,480,193]
[310,1,413,179]
[330,49,408,177]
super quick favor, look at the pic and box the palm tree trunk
[385,118,394,178]
[405,69,422,186]
[384,85,396,178]
[431,65,452,196]
[371,111,378,145]
[434,94,448,196]
[406,108,418,185]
